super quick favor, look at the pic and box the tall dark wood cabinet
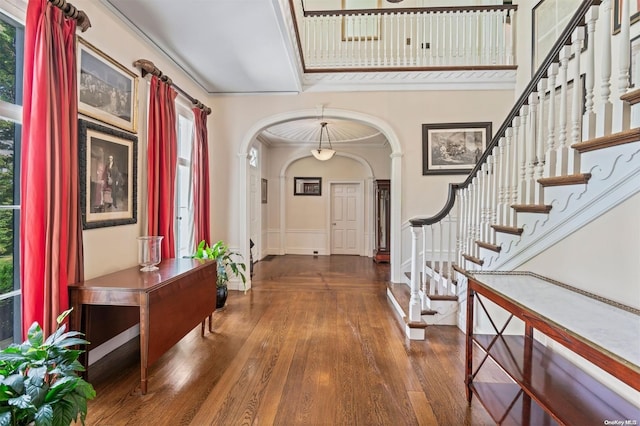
[373,179,390,263]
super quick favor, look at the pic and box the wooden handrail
[410,0,599,227]
[304,5,518,17]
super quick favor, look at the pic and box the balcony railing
[293,3,517,71]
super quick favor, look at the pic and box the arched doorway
[238,108,404,287]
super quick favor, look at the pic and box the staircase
[388,0,640,341]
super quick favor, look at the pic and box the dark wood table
[68,258,217,394]
[464,271,640,424]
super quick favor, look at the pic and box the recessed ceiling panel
[105,0,301,94]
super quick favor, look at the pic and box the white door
[331,183,361,255]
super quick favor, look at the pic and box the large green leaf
[34,403,53,426]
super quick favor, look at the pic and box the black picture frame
[294,177,322,196]
[613,0,640,34]
[261,178,268,204]
[422,122,492,175]
[79,119,137,229]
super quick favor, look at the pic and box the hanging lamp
[311,121,335,161]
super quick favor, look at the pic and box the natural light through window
[0,11,23,347]
[175,112,194,259]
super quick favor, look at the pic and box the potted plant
[194,240,247,309]
[0,308,96,425]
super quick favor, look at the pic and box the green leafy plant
[0,309,96,426]
[194,240,247,290]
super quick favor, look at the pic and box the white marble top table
[467,271,640,370]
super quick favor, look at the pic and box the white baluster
[556,45,571,177]
[569,27,584,175]
[429,12,434,66]
[488,151,498,245]
[447,213,460,294]
[545,64,558,177]
[536,79,547,205]
[429,223,437,294]
[518,105,529,206]
[479,163,489,245]
[596,0,613,137]
[438,221,445,293]
[421,224,429,306]
[613,0,631,132]
[510,118,520,226]
[495,137,505,228]
[409,226,422,324]
[583,7,598,140]
[527,93,538,205]
[458,188,466,266]
[503,128,513,226]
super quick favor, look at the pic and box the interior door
[331,183,361,255]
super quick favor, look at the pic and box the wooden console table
[69,258,217,394]
[464,271,640,425]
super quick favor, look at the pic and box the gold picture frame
[77,37,138,133]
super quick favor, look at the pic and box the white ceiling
[102,0,390,147]
[103,0,301,94]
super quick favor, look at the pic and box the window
[175,110,195,259]
[249,147,258,168]
[0,11,23,347]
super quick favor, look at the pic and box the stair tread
[621,88,640,105]
[475,240,502,252]
[492,224,524,235]
[511,204,552,213]
[462,253,484,266]
[538,173,592,187]
[571,128,640,153]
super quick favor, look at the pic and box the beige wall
[518,192,640,309]
[69,0,213,280]
[208,90,514,258]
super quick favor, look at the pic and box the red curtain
[147,76,177,259]
[192,108,210,245]
[21,0,83,337]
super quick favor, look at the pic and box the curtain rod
[48,0,91,32]
[133,59,212,115]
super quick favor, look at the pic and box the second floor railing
[293,3,517,70]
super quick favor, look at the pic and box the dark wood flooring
[85,255,496,425]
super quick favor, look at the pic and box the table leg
[465,286,475,403]
[139,294,150,395]
[208,313,213,332]
[69,292,88,379]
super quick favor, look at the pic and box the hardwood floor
[85,255,495,425]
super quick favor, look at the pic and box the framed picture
[422,122,492,175]
[77,37,138,133]
[614,0,640,33]
[79,119,137,229]
[261,178,268,204]
[532,0,580,75]
[342,0,381,41]
[294,177,322,196]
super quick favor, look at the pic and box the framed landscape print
[422,122,492,175]
[77,37,138,133]
[79,119,137,229]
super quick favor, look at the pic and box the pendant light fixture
[311,121,335,161]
